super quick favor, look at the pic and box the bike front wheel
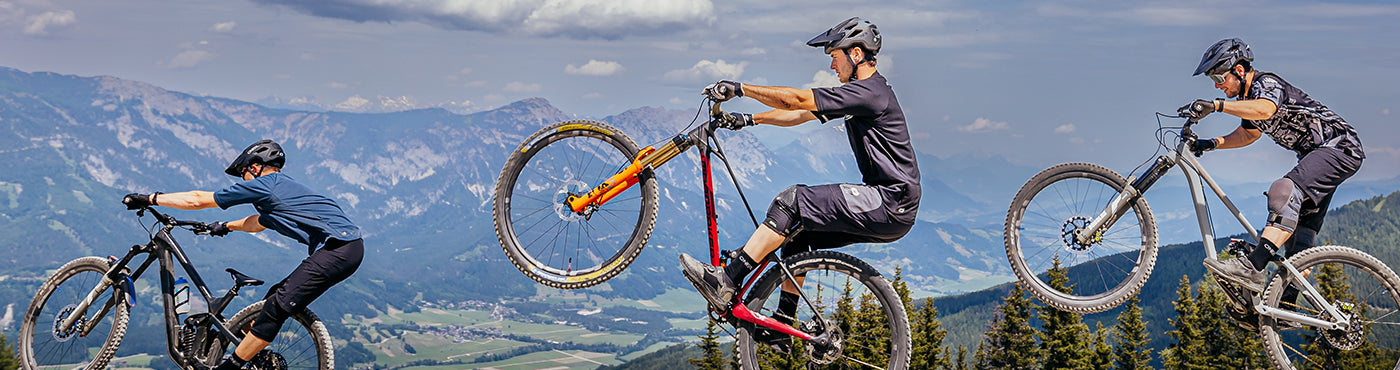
[1259,245,1400,369]
[1004,162,1158,313]
[493,120,659,289]
[735,250,911,370]
[19,256,131,370]
[225,300,335,370]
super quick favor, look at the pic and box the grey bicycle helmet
[807,17,881,57]
[1193,38,1253,76]
[225,139,285,177]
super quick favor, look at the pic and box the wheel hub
[1060,216,1100,254]
[803,321,844,365]
[1319,301,1365,351]
[51,304,84,342]
[553,180,590,222]
[248,350,288,370]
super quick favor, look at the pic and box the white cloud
[327,82,348,88]
[1054,123,1076,134]
[253,0,716,39]
[165,50,214,69]
[581,92,603,99]
[210,21,236,33]
[669,97,684,104]
[957,117,1009,133]
[503,81,541,93]
[564,60,624,76]
[741,47,766,56]
[1383,108,1391,115]
[23,9,75,35]
[662,59,745,82]
[802,71,840,89]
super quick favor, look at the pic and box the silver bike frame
[1076,135,1350,330]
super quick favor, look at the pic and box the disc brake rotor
[51,304,84,342]
[1060,216,1101,256]
[553,180,588,222]
[1319,301,1365,351]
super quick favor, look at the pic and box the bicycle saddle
[226,268,264,287]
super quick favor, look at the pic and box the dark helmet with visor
[807,17,882,58]
[225,139,285,177]
[1193,38,1253,76]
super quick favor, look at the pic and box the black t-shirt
[1241,71,1364,160]
[811,72,921,215]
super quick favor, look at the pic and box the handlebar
[133,206,218,235]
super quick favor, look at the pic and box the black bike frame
[88,208,244,367]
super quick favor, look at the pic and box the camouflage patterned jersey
[1241,71,1364,160]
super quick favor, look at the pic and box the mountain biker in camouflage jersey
[1183,39,1364,299]
[680,16,921,350]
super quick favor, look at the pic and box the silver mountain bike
[1003,110,1400,369]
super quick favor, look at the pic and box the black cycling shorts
[1278,147,1361,256]
[251,238,363,341]
[773,183,915,258]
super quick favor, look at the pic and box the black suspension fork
[1074,155,1177,245]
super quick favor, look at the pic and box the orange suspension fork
[567,147,656,213]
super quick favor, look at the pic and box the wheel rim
[27,266,119,368]
[1265,257,1400,368]
[506,131,646,279]
[742,256,907,369]
[1015,174,1148,301]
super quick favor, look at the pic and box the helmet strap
[1233,70,1246,98]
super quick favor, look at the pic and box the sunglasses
[1209,71,1230,84]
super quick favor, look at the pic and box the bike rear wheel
[735,250,911,370]
[1259,245,1400,369]
[226,300,335,370]
[1004,162,1158,313]
[19,256,131,370]
[493,120,659,289]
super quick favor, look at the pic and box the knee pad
[250,300,292,342]
[763,185,803,236]
[1266,178,1303,232]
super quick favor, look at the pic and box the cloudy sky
[2,0,1398,183]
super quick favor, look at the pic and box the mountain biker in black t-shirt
[680,17,921,346]
[1182,39,1364,296]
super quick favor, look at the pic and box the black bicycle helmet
[807,17,881,57]
[225,139,285,177]
[1193,38,1253,76]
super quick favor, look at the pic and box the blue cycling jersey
[213,172,361,254]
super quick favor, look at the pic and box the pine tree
[1036,257,1093,369]
[1090,322,1113,370]
[954,344,970,370]
[1195,277,1266,369]
[690,319,729,370]
[975,282,1040,369]
[1112,297,1152,370]
[0,333,17,370]
[911,297,952,370]
[1161,275,1206,370]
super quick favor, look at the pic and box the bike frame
[59,208,245,368]
[564,102,821,341]
[1077,119,1352,330]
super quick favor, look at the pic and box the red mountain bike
[493,97,911,369]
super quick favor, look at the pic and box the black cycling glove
[123,193,152,210]
[1178,99,1220,120]
[207,221,231,237]
[1190,137,1219,157]
[719,112,754,130]
[703,80,744,102]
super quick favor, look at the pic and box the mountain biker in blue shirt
[123,139,364,370]
[1182,39,1364,297]
[680,17,921,349]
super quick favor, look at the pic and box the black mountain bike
[493,98,911,369]
[18,204,333,370]
[1004,110,1400,369]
